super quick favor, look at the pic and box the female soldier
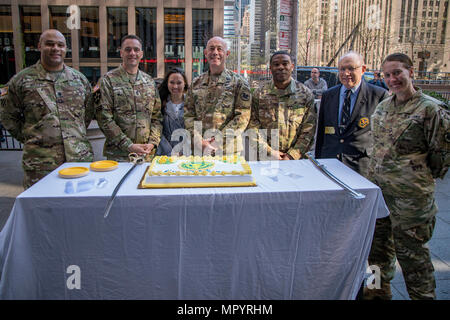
[365,53,449,300]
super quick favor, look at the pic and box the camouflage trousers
[23,169,52,189]
[367,215,436,300]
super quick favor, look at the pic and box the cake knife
[306,151,365,199]
[103,152,146,218]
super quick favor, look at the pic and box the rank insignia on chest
[135,90,141,96]
[358,117,369,128]
[56,91,64,103]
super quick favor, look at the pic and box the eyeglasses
[339,66,362,73]
[123,47,141,53]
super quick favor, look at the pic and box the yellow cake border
[138,156,257,189]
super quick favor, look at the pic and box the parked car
[297,66,340,88]
[297,66,376,89]
[363,71,374,82]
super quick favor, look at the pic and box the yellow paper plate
[58,167,89,179]
[90,160,119,172]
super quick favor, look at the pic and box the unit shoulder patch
[93,83,101,104]
[0,86,8,97]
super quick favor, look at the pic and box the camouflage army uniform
[0,61,94,189]
[247,78,316,160]
[95,65,162,161]
[366,89,450,300]
[184,69,251,154]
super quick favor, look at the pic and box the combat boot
[363,282,392,300]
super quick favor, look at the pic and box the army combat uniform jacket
[184,69,251,154]
[247,79,316,160]
[368,89,449,229]
[0,61,94,188]
[96,65,162,161]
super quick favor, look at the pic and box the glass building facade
[79,7,100,60]
[136,7,157,78]
[0,0,223,85]
[20,6,41,67]
[192,9,213,78]
[49,6,72,59]
[0,5,14,84]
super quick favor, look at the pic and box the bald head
[206,36,228,51]
[38,29,67,71]
[311,68,320,81]
[39,29,66,46]
[339,51,364,66]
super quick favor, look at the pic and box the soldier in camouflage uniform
[365,53,450,300]
[96,35,162,162]
[247,51,316,160]
[184,36,251,156]
[0,29,94,189]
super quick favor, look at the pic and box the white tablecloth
[0,159,388,299]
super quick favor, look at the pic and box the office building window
[164,8,185,74]
[19,6,41,67]
[79,7,99,59]
[107,7,127,59]
[80,66,100,86]
[192,9,213,78]
[49,6,72,58]
[442,20,447,44]
[136,7,157,77]
[0,5,14,83]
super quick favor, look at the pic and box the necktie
[340,89,352,134]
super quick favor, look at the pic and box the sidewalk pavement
[0,150,449,300]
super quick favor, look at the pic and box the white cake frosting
[139,155,256,188]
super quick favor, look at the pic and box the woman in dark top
[156,68,188,156]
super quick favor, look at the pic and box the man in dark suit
[315,51,388,175]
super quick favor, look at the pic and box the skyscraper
[298,0,450,73]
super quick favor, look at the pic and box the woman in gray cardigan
[156,68,188,156]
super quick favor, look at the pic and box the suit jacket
[315,80,388,174]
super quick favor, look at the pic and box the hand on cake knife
[103,152,146,218]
